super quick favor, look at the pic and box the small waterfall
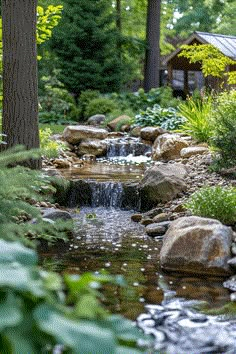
[90,181,124,208]
[106,137,151,158]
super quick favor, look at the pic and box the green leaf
[35,304,116,353]
[0,240,37,266]
[116,346,144,354]
[0,292,22,330]
[0,264,45,297]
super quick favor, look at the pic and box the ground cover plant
[135,104,183,130]
[185,186,236,225]
[40,127,67,158]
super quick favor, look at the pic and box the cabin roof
[163,31,236,65]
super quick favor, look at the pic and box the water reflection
[40,207,230,320]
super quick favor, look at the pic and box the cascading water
[90,181,123,208]
[106,137,151,158]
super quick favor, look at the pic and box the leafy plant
[0,146,71,245]
[85,97,118,119]
[178,96,213,142]
[185,186,236,225]
[112,86,180,113]
[39,71,80,124]
[135,104,183,130]
[0,239,148,353]
[40,128,67,158]
[179,44,236,85]
[210,90,236,168]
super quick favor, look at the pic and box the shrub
[112,86,180,113]
[78,89,101,120]
[40,128,67,158]
[39,73,80,124]
[135,104,184,130]
[185,186,236,225]
[210,90,236,168]
[0,239,148,352]
[85,97,118,118]
[178,95,213,142]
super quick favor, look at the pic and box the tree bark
[144,0,161,92]
[2,0,41,169]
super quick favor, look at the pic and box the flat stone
[146,221,171,237]
[63,125,108,144]
[153,213,170,223]
[43,209,72,221]
[180,146,209,158]
[141,218,154,226]
[131,214,142,222]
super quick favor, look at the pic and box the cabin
[162,31,236,97]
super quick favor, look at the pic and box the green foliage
[135,104,183,130]
[50,0,122,95]
[178,96,213,142]
[39,124,66,135]
[0,146,71,245]
[40,128,67,158]
[0,240,147,352]
[210,90,236,167]
[179,44,236,85]
[112,87,180,113]
[85,97,118,119]
[37,5,63,45]
[78,90,101,120]
[185,186,236,225]
[39,72,80,124]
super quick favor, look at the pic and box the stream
[42,137,236,353]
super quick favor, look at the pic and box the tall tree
[144,0,161,91]
[2,0,41,169]
[50,0,122,95]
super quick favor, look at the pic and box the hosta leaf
[0,292,22,329]
[0,240,37,266]
[35,304,116,353]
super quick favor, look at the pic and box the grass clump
[178,95,213,142]
[185,186,236,225]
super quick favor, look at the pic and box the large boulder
[63,125,108,144]
[140,127,167,142]
[107,115,131,131]
[139,163,187,211]
[160,216,233,276]
[76,139,107,156]
[152,133,189,160]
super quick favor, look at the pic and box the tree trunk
[144,0,161,92]
[116,0,122,33]
[2,0,41,169]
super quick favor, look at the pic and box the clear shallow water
[55,161,147,182]
[40,207,231,321]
